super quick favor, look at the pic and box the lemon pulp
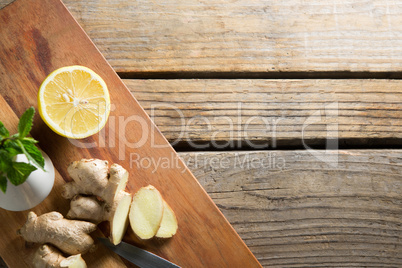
[38,66,110,139]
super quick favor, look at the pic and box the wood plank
[0,0,260,267]
[178,150,402,267]
[40,0,402,73]
[125,79,402,147]
[4,0,402,75]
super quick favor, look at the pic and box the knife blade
[97,237,181,268]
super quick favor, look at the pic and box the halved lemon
[38,66,110,139]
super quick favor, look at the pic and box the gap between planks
[118,71,402,80]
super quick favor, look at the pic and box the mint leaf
[0,174,7,193]
[18,140,45,169]
[0,149,12,173]
[7,162,37,186]
[18,107,35,138]
[0,107,44,193]
[22,137,39,144]
[0,122,9,139]
[3,140,22,158]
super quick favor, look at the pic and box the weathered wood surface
[38,0,402,73]
[2,0,402,75]
[0,0,260,267]
[2,0,402,74]
[179,150,402,267]
[126,79,402,147]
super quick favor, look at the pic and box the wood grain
[178,150,402,267]
[50,0,402,73]
[0,0,260,267]
[3,0,402,74]
[125,79,402,147]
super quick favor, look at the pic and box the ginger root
[63,159,132,245]
[62,159,109,200]
[67,195,106,224]
[17,211,97,255]
[67,192,132,245]
[33,244,86,268]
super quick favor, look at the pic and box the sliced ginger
[129,185,178,240]
[60,255,87,268]
[110,192,133,244]
[129,185,164,239]
[156,201,178,238]
[33,244,87,268]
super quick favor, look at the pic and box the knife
[98,237,181,268]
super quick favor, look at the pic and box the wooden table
[0,0,401,267]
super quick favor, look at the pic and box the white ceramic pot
[0,151,55,211]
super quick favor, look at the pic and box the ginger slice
[60,255,87,268]
[110,192,132,245]
[33,244,87,268]
[129,185,164,239]
[156,201,178,238]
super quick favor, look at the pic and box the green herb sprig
[0,107,45,193]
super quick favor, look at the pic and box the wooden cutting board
[0,0,261,267]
